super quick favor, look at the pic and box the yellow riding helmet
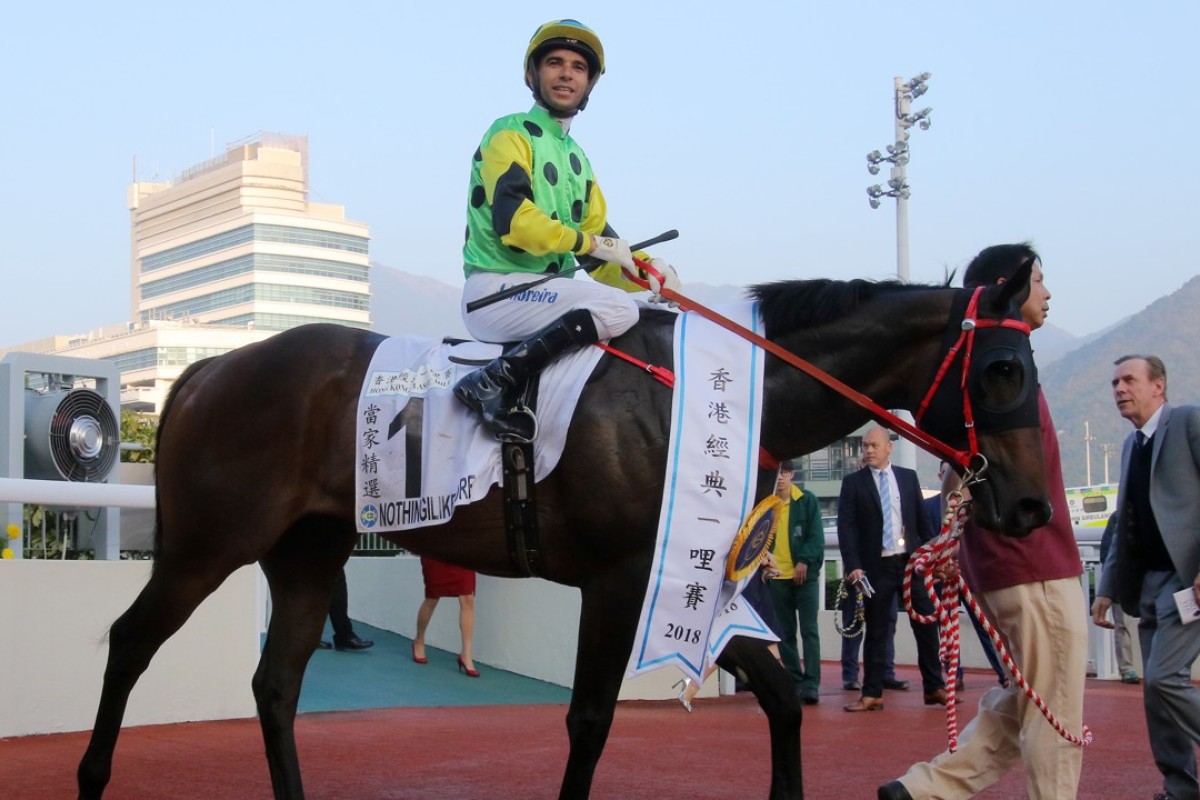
[524,19,605,113]
[524,18,605,81]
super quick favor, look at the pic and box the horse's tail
[151,357,218,560]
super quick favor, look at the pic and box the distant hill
[676,282,749,308]
[1029,322,1080,365]
[369,264,467,338]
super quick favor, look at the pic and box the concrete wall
[345,555,711,702]
[0,553,1153,737]
[0,561,258,737]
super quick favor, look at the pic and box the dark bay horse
[78,266,1050,800]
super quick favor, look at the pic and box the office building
[2,133,370,411]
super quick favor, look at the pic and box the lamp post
[1101,442,1118,484]
[866,72,931,469]
[866,72,932,282]
[1084,420,1095,486]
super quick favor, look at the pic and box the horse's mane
[748,278,947,337]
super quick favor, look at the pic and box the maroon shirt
[959,390,1082,593]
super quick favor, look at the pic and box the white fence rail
[0,477,155,508]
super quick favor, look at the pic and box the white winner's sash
[627,303,775,684]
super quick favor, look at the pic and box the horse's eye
[978,357,1026,411]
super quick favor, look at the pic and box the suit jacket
[921,494,942,545]
[1100,403,1200,616]
[837,464,930,578]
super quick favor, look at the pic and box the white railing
[1,477,155,560]
[0,477,155,508]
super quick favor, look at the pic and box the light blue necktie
[879,470,896,550]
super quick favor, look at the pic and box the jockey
[454,18,681,442]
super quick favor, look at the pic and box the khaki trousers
[897,577,1088,800]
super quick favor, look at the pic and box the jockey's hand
[1091,596,1115,629]
[646,258,681,306]
[588,235,635,270]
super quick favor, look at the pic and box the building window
[215,313,370,331]
[140,223,369,273]
[101,346,238,371]
[141,254,367,299]
[140,284,369,321]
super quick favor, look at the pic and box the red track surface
[1,665,1159,799]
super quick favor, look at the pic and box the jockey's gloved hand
[647,258,681,307]
[588,235,635,270]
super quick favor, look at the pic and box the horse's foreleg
[254,533,349,800]
[558,570,644,800]
[718,636,804,799]
[77,566,228,799]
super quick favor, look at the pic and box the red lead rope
[905,492,1093,751]
[624,257,972,469]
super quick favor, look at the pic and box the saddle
[446,338,543,576]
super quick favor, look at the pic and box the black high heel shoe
[457,655,481,678]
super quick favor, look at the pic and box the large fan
[24,388,120,482]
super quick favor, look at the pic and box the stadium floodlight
[862,70,934,472]
[862,72,933,282]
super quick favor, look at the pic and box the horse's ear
[983,259,1033,317]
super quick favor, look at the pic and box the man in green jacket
[768,460,826,704]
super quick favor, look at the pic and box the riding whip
[465,229,679,313]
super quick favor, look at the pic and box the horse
[77,263,1050,800]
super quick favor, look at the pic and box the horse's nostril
[1017,498,1052,529]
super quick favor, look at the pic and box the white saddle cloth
[355,335,603,533]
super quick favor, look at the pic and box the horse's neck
[759,295,950,457]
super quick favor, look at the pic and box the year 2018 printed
[664,623,702,644]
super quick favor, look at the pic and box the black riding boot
[454,308,600,441]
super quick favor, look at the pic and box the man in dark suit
[1095,354,1200,800]
[839,425,946,712]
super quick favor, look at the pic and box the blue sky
[1,1,1195,345]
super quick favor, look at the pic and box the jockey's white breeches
[461,272,640,343]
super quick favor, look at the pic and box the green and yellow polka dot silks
[463,104,604,279]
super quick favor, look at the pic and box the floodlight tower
[865,72,932,470]
[866,72,932,281]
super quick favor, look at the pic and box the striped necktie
[879,470,895,550]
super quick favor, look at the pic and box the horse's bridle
[913,286,1033,481]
